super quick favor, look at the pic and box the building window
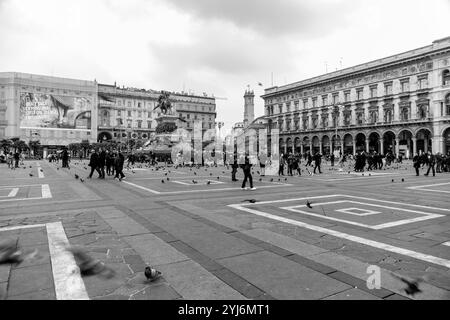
[312,98,317,108]
[418,76,428,89]
[357,89,363,100]
[117,110,121,117]
[369,110,378,123]
[384,110,392,123]
[118,100,121,106]
[322,96,328,106]
[370,86,377,98]
[333,94,339,104]
[137,120,142,128]
[418,105,428,119]
[127,111,132,117]
[357,113,363,125]
[401,80,409,93]
[147,121,152,129]
[400,108,409,121]
[138,102,141,108]
[187,114,190,119]
[117,119,122,126]
[295,101,299,110]
[344,91,350,102]
[446,94,450,115]
[127,101,131,107]
[303,99,308,109]
[443,69,450,85]
[385,83,393,95]
[127,120,132,128]
[138,111,142,118]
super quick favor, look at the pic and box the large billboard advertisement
[20,93,92,130]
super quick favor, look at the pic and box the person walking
[98,148,106,179]
[231,154,239,181]
[424,151,436,177]
[330,153,335,167]
[278,154,285,176]
[88,149,101,179]
[313,152,322,174]
[114,151,126,181]
[259,152,267,176]
[413,152,421,176]
[241,155,255,190]
[61,148,69,168]
[14,151,20,168]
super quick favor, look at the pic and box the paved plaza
[1,160,450,300]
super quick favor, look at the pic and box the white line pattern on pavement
[46,221,89,300]
[228,195,450,269]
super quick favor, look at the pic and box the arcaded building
[261,36,450,158]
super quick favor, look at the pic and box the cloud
[162,0,358,37]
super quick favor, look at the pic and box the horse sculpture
[153,91,173,115]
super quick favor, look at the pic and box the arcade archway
[302,137,310,154]
[383,131,395,155]
[398,129,413,159]
[443,127,450,155]
[416,128,432,154]
[355,133,366,152]
[368,132,380,153]
[98,131,113,142]
[312,136,320,154]
[343,134,353,155]
[322,135,330,155]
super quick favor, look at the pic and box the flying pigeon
[257,171,260,175]
[67,246,115,278]
[80,178,85,183]
[306,200,313,209]
[242,199,257,203]
[144,266,162,282]
[392,274,423,296]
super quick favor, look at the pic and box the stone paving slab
[159,260,247,300]
[217,251,352,300]
[124,234,189,267]
[7,263,54,297]
[322,288,381,300]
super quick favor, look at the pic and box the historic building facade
[97,83,217,145]
[0,72,98,152]
[0,72,216,150]
[261,37,450,158]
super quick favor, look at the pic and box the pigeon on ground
[67,246,115,278]
[242,199,257,203]
[217,177,220,180]
[145,266,162,282]
[306,200,313,209]
[392,179,394,182]
[75,174,79,179]
[194,172,197,175]
[167,177,170,181]
[402,178,404,182]
[0,240,23,264]
[57,168,59,170]
[84,167,88,170]
[257,171,260,175]
[29,166,32,168]
[284,178,288,181]
[206,181,211,185]
[161,180,165,183]
[259,178,262,182]
[210,173,212,176]
[270,178,274,182]
[192,180,198,184]
[278,178,281,182]
[29,173,33,177]
[164,173,167,176]
[80,178,85,183]
[392,274,423,296]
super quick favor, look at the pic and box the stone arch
[343,133,353,154]
[302,136,310,153]
[294,137,301,153]
[355,132,366,153]
[286,137,293,154]
[279,138,285,154]
[443,69,450,86]
[368,132,381,153]
[415,128,432,154]
[322,135,331,155]
[442,126,450,155]
[382,130,396,155]
[397,129,414,159]
[311,136,320,154]
[98,131,113,142]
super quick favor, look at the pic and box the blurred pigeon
[161,179,165,183]
[167,177,170,181]
[392,274,423,296]
[192,180,198,184]
[84,167,88,170]
[306,200,313,209]
[57,168,59,170]
[278,178,281,182]
[206,181,211,185]
[210,173,212,176]
[75,174,79,180]
[40,169,43,172]
[402,178,404,182]
[164,173,167,176]
[80,178,85,183]
[242,199,257,203]
[29,166,32,168]
[392,179,394,182]
[259,178,262,182]
[29,173,33,177]
[67,246,115,278]
[217,177,220,180]
[284,178,288,181]
[270,178,274,182]
[257,171,260,175]
[194,172,197,175]
[0,240,23,264]
[132,170,136,174]
[145,266,162,282]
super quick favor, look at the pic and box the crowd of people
[87,148,126,181]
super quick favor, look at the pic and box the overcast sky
[1,0,449,131]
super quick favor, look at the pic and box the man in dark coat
[88,149,101,179]
[424,151,436,177]
[413,153,421,176]
[98,148,106,179]
[313,152,322,174]
[231,154,239,181]
[114,151,126,181]
[61,148,69,168]
[241,155,255,190]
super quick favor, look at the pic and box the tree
[0,139,13,154]
[29,140,41,157]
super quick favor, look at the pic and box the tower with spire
[243,88,254,127]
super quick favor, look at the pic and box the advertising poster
[20,92,92,130]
